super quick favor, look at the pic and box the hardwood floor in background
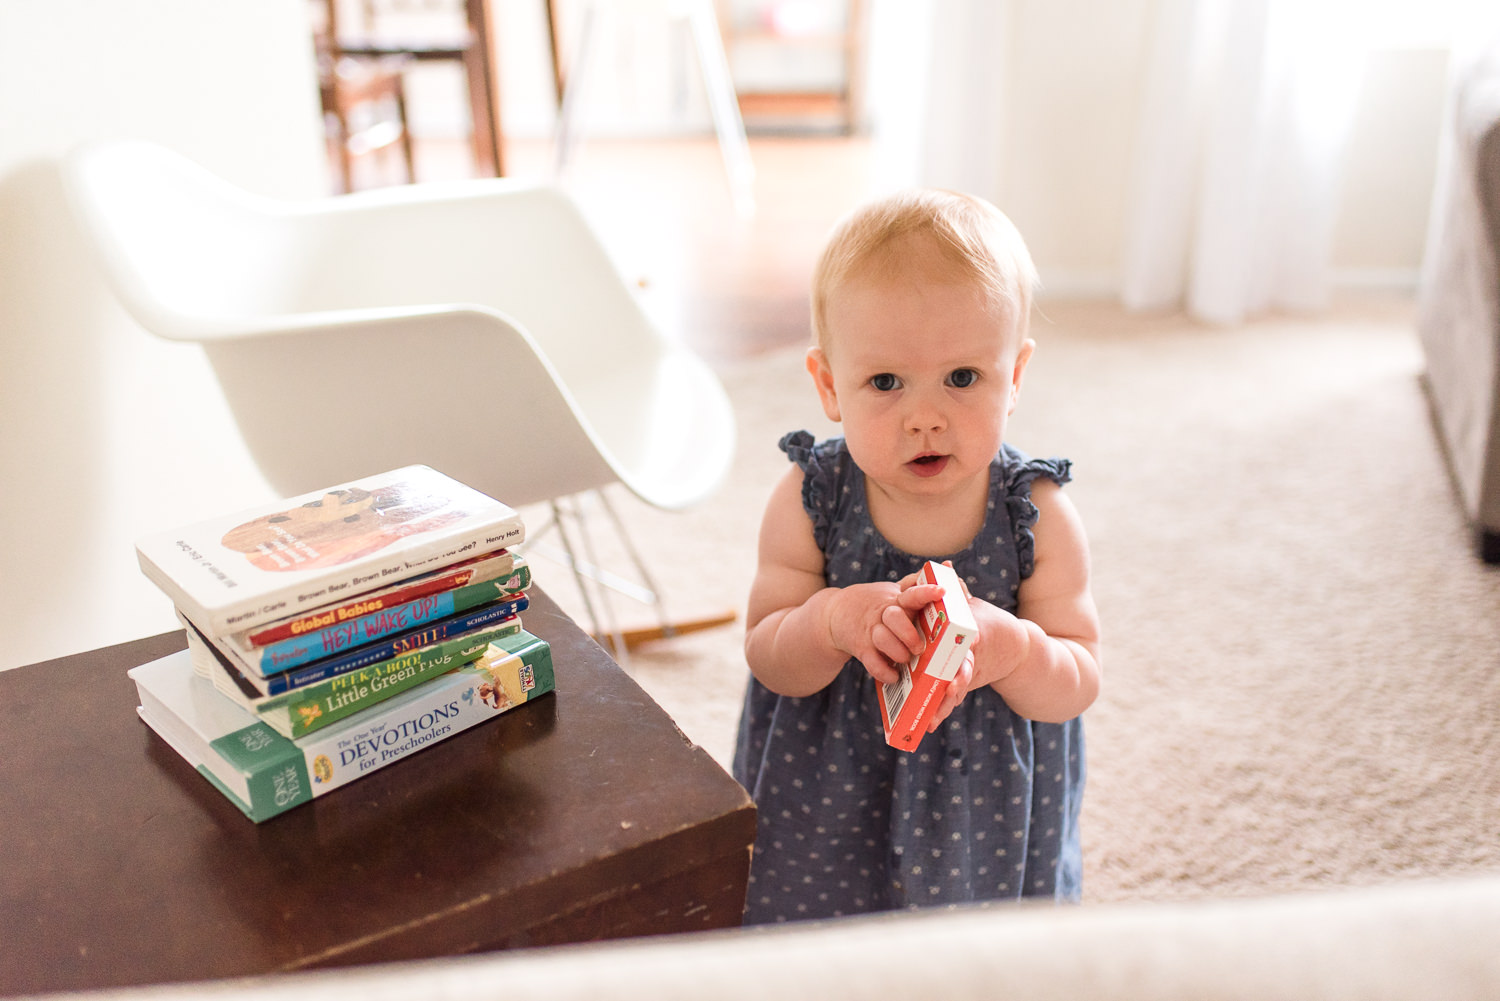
[341,133,875,363]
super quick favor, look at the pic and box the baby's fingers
[896,583,944,610]
[858,645,901,686]
[878,603,925,657]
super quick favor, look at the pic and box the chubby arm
[744,466,942,697]
[967,478,1101,722]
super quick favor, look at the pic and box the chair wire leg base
[593,488,674,639]
[534,496,630,667]
[521,489,736,662]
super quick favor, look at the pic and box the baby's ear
[1007,338,1036,416]
[806,347,842,422]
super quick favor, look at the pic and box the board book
[878,561,977,752]
[130,630,555,823]
[188,615,526,739]
[136,465,525,637]
[181,591,529,691]
[238,548,520,648]
[211,566,531,678]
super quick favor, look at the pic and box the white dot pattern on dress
[732,432,1085,926]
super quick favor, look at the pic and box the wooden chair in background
[314,45,417,192]
[312,0,518,183]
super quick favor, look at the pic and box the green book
[188,617,524,738]
[130,630,555,823]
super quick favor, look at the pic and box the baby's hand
[827,582,940,685]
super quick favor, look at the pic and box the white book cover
[135,465,525,637]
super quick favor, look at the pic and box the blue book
[222,563,531,676]
[187,595,529,696]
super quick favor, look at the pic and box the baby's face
[809,267,1032,508]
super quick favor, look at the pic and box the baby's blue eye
[947,368,979,388]
[871,373,900,391]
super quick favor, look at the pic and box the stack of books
[127,465,555,822]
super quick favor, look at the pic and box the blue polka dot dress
[732,431,1085,925]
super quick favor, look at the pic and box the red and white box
[878,561,977,752]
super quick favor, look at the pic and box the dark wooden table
[0,587,754,996]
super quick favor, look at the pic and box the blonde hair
[811,188,1038,351]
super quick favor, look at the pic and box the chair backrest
[61,140,299,337]
[61,139,652,363]
[61,140,734,510]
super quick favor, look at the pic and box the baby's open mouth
[908,453,949,477]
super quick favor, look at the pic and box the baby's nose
[905,397,947,433]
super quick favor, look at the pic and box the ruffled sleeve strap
[1002,445,1073,579]
[779,430,835,552]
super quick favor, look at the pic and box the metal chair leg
[520,489,736,662]
[533,496,629,665]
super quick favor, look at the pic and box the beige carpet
[524,296,1500,906]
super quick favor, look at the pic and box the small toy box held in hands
[128,465,553,821]
[878,561,977,752]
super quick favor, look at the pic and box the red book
[240,548,517,647]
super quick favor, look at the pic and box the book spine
[240,550,519,647]
[261,594,528,692]
[244,565,532,674]
[263,619,522,738]
[208,631,554,822]
[203,718,315,822]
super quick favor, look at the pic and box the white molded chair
[61,139,736,650]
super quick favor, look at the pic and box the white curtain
[865,0,1491,323]
[1121,0,1367,324]
[866,0,1371,321]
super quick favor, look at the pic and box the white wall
[0,0,328,670]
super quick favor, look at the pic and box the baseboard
[1330,267,1421,292]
